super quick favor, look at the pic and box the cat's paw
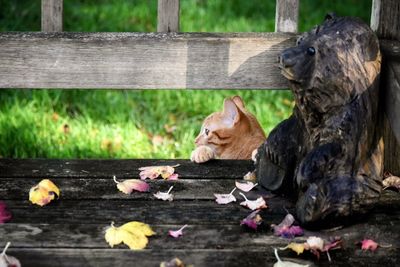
[190,146,216,163]
[251,149,258,162]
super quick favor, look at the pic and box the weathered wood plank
[371,0,400,175]
[1,208,399,249]
[0,159,253,179]
[0,178,245,200]
[4,199,294,224]
[41,0,63,32]
[157,0,180,32]
[4,247,399,267]
[275,0,299,33]
[3,190,399,224]
[371,0,400,40]
[0,32,295,89]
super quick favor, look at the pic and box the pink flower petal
[235,181,258,192]
[214,188,237,205]
[167,173,179,180]
[240,210,263,230]
[119,180,150,193]
[239,193,267,210]
[271,214,303,238]
[139,165,179,180]
[0,201,12,224]
[214,193,236,204]
[361,239,379,251]
[168,225,188,238]
[153,186,174,201]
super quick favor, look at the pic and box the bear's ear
[356,32,380,61]
[324,12,337,22]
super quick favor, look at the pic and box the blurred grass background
[0,0,372,158]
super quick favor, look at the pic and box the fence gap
[41,0,63,32]
[275,0,299,33]
[157,0,180,32]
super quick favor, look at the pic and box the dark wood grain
[4,247,399,267]
[0,159,253,179]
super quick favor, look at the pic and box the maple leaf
[0,202,11,224]
[239,193,267,210]
[214,188,237,204]
[104,221,155,250]
[29,179,60,206]
[240,210,263,230]
[139,164,179,180]
[235,181,258,192]
[0,242,21,267]
[113,176,150,194]
[168,224,188,238]
[153,186,174,201]
[271,214,303,238]
[361,239,379,251]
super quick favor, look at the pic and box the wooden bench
[1,0,400,266]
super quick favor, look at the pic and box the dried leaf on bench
[139,164,180,180]
[382,173,400,190]
[273,248,309,267]
[271,214,303,238]
[240,210,263,230]
[0,242,21,267]
[0,202,11,224]
[214,188,236,204]
[154,186,174,201]
[280,242,306,255]
[235,181,258,192]
[29,179,60,206]
[160,257,187,267]
[360,239,379,251]
[105,221,155,250]
[239,193,267,210]
[168,224,188,238]
[113,176,150,194]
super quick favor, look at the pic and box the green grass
[0,0,372,159]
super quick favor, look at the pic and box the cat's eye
[204,128,210,135]
[307,47,316,56]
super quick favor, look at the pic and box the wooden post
[371,0,400,174]
[157,0,180,32]
[275,0,299,33]
[41,0,63,32]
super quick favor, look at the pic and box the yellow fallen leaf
[280,242,306,255]
[29,179,60,206]
[105,221,155,250]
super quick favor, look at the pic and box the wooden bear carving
[255,14,383,225]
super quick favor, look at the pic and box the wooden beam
[275,0,299,33]
[41,0,63,32]
[0,32,295,89]
[371,0,400,174]
[157,0,180,32]
[371,0,400,40]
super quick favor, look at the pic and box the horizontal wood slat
[0,32,295,89]
[0,159,254,179]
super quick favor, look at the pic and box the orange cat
[191,96,266,163]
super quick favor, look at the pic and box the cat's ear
[231,96,245,110]
[223,99,241,125]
